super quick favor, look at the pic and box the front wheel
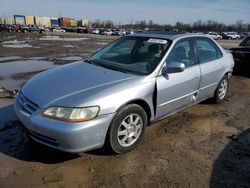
[213,75,229,103]
[107,104,147,154]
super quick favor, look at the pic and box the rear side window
[196,38,222,63]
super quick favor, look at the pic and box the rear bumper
[14,100,115,153]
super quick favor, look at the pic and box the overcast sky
[0,0,249,24]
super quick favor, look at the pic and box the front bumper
[14,100,115,153]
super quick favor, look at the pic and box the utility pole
[130,17,134,29]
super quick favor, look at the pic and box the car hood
[21,61,137,108]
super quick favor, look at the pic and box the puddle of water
[3,44,33,48]
[0,56,22,62]
[28,57,47,60]
[2,40,24,44]
[0,79,26,90]
[96,42,109,45]
[0,60,57,89]
[58,56,83,61]
[2,40,33,48]
[63,45,75,48]
[0,60,56,77]
[80,53,90,56]
[85,49,97,53]
[39,36,88,41]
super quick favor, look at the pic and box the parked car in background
[61,27,76,32]
[207,32,222,40]
[230,36,250,71]
[113,29,126,36]
[126,29,134,35]
[76,27,85,33]
[135,30,143,33]
[225,32,240,40]
[50,27,66,32]
[92,28,99,34]
[99,28,105,35]
[219,32,232,40]
[238,32,250,39]
[11,25,21,32]
[14,32,234,154]
[103,29,113,35]
[0,24,14,32]
[83,28,93,34]
[21,25,45,33]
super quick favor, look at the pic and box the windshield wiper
[85,59,95,65]
[98,64,129,73]
[86,59,129,73]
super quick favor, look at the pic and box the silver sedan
[14,32,234,154]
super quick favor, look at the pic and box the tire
[213,75,229,103]
[107,104,147,154]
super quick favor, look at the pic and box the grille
[17,92,39,114]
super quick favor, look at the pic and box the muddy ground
[0,32,250,188]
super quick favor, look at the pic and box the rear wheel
[213,75,229,103]
[108,104,147,154]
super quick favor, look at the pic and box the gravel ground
[0,32,249,188]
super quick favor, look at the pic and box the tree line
[91,19,250,32]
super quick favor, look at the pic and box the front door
[156,38,201,120]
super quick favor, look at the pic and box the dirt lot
[0,32,250,188]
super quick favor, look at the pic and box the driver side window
[166,39,196,67]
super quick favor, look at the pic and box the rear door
[194,37,225,100]
[156,38,201,119]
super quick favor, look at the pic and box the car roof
[133,31,206,40]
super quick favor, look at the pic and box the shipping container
[14,15,25,25]
[4,17,14,25]
[25,16,35,25]
[0,17,4,24]
[35,16,51,27]
[81,19,89,27]
[50,17,59,27]
[70,19,77,27]
[35,16,43,26]
[59,17,71,27]
[43,17,51,27]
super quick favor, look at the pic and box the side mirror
[163,62,185,74]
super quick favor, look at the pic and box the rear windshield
[239,37,250,46]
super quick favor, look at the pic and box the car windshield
[87,36,170,75]
[239,37,250,46]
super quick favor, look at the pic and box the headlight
[43,106,100,122]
